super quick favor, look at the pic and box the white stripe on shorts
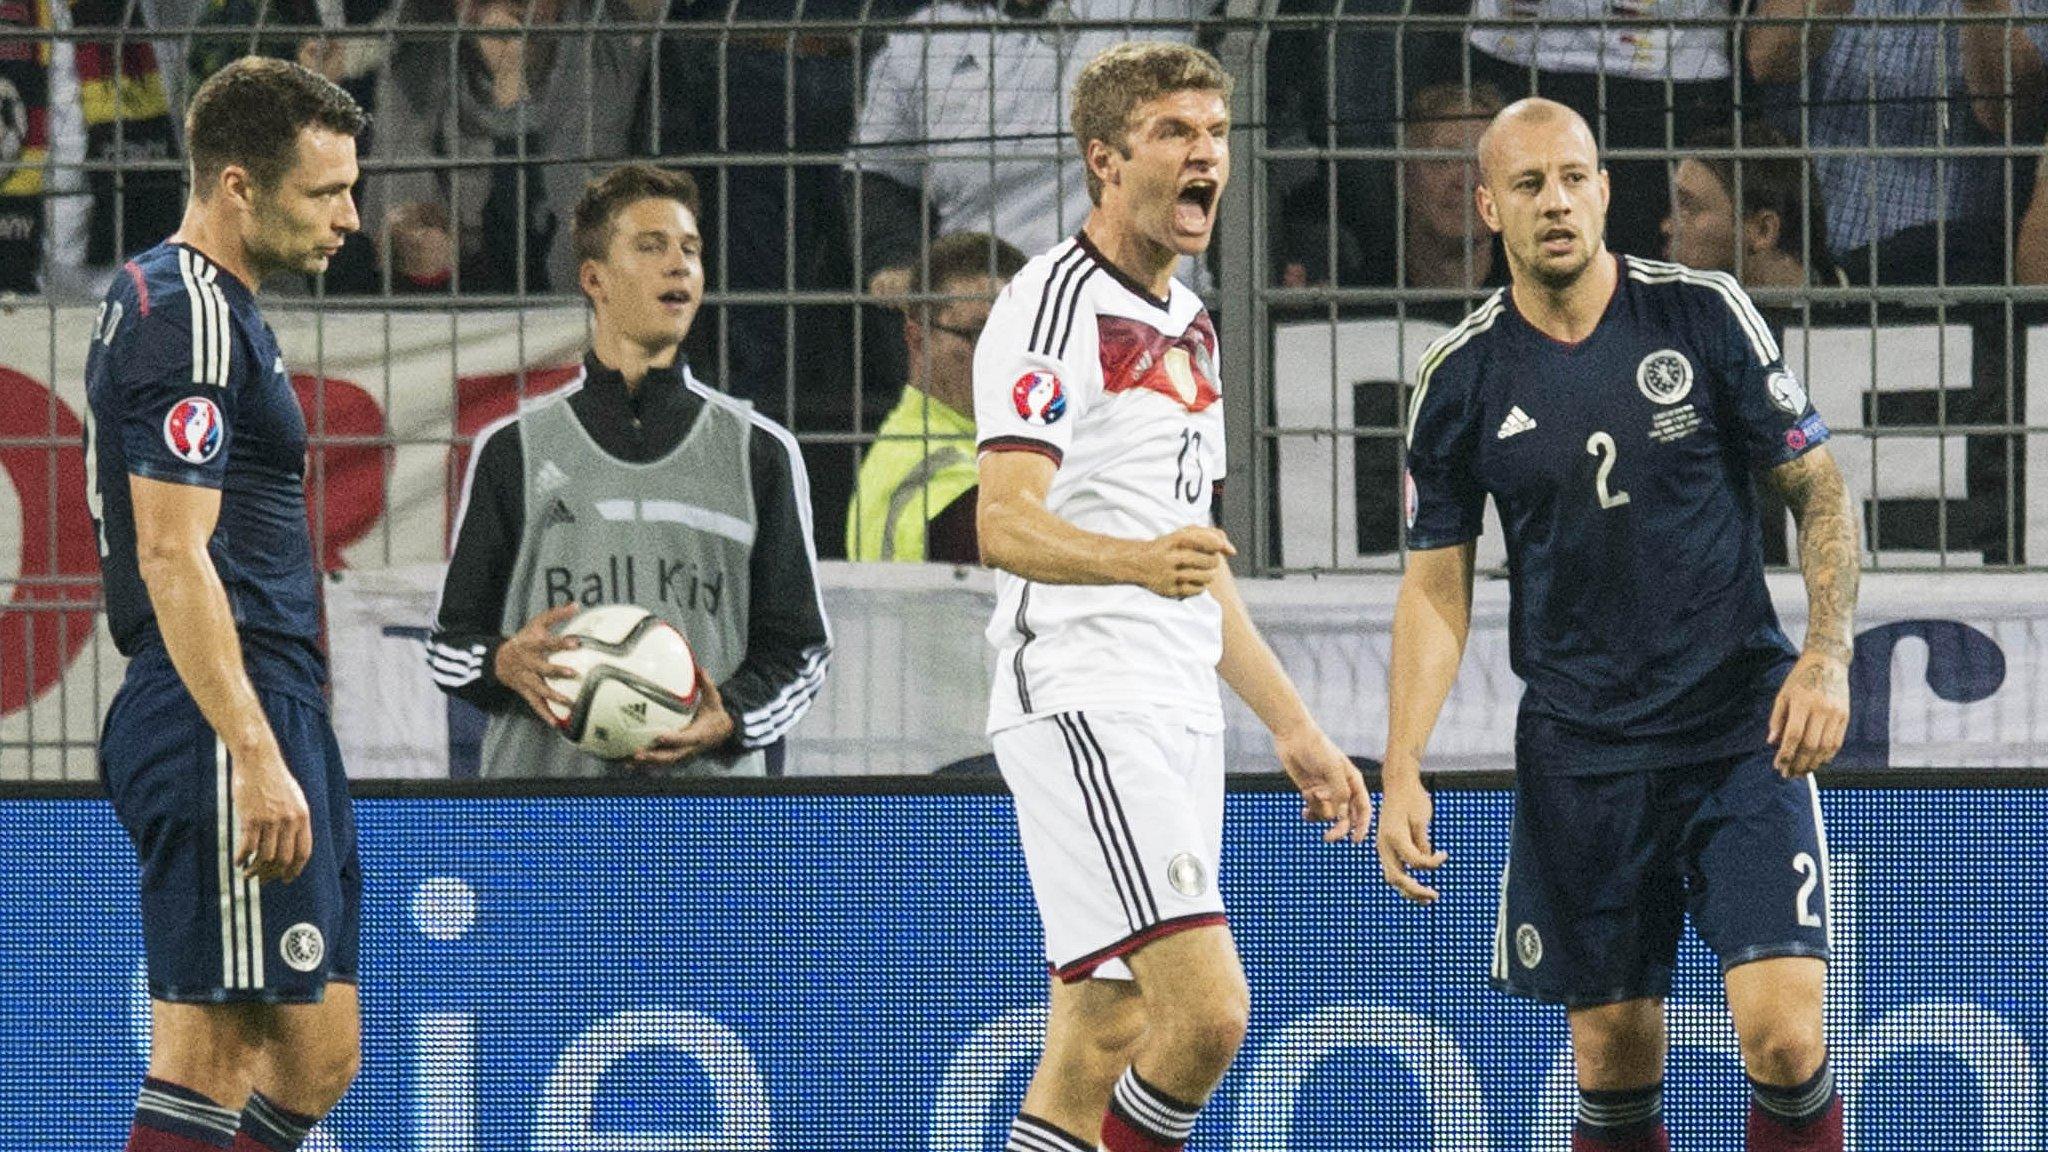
[217,735,265,989]
[216,737,237,988]
[1491,855,1511,983]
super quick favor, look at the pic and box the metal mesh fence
[2,0,2046,775]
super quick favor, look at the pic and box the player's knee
[1154,984,1250,1076]
[1066,1015,1149,1082]
[1088,1004,1150,1063]
[150,1013,265,1090]
[290,1036,361,1111]
[151,1042,259,1094]
[323,1041,363,1101]
[1740,1015,1826,1084]
[1048,994,1147,1075]
[1571,1005,1664,1086]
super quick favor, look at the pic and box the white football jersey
[974,234,1228,735]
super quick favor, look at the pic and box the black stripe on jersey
[1074,228,1171,310]
[1075,712,1161,923]
[980,435,1064,465]
[1013,582,1036,712]
[1029,246,1089,353]
[1054,264,1101,360]
[1056,712,1142,932]
[1034,249,1096,357]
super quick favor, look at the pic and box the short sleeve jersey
[1406,255,1829,773]
[85,242,323,675]
[975,233,1227,735]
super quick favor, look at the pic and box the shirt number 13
[1586,432,1630,509]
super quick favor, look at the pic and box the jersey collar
[1073,230,1173,311]
[580,351,695,426]
[1505,251,1626,352]
[169,241,254,298]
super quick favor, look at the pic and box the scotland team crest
[1636,350,1694,405]
[163,397,224,464]
[1012,371,1067,426]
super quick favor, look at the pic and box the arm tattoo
[1770,448,1861,663]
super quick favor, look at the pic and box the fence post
[1215,0,1276,572]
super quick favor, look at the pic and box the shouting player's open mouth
[1174,179,1219,236]
[657,288,693,315]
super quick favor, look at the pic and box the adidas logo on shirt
[1496,406,1537,440]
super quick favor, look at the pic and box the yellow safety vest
[846,388,979,562]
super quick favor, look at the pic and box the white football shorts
[993,709,1227,982]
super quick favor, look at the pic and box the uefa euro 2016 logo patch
[1636,349,1694,405]
[1012,371,1067,426]
[163,397,224,465]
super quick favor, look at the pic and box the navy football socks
[128,1077,239,1151]
[232,1092,318,1151]
[1572,1082,1669,1152]
[1748,1056,1843,1151]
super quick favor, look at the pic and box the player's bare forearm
[1213,565,1313,739]
[131,478,278,760]
[1744,0,1846,82]
[1383,543,1476,784]
[976,452,1146,585]
[1378,543,1470,900]
[978,488,1146,583]
[1770,446,1860,664]
[1215,565,1371,840]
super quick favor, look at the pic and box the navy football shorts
[100,647,360,1004]
[1492,746,1830,1006]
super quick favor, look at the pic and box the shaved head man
[1384,91,1859,1152]
[1475,98,1612,298]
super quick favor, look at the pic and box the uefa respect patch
[1012,371,1067,426]
[163,397,224,465]
[1786,411,1829,452]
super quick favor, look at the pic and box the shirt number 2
[1586,431,1630,510]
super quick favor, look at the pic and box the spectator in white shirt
[846,0,1207,301]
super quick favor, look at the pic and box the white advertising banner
[326,565,2043,777]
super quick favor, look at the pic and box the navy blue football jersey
[1405,255,1830,773]
[84,242,324,678]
